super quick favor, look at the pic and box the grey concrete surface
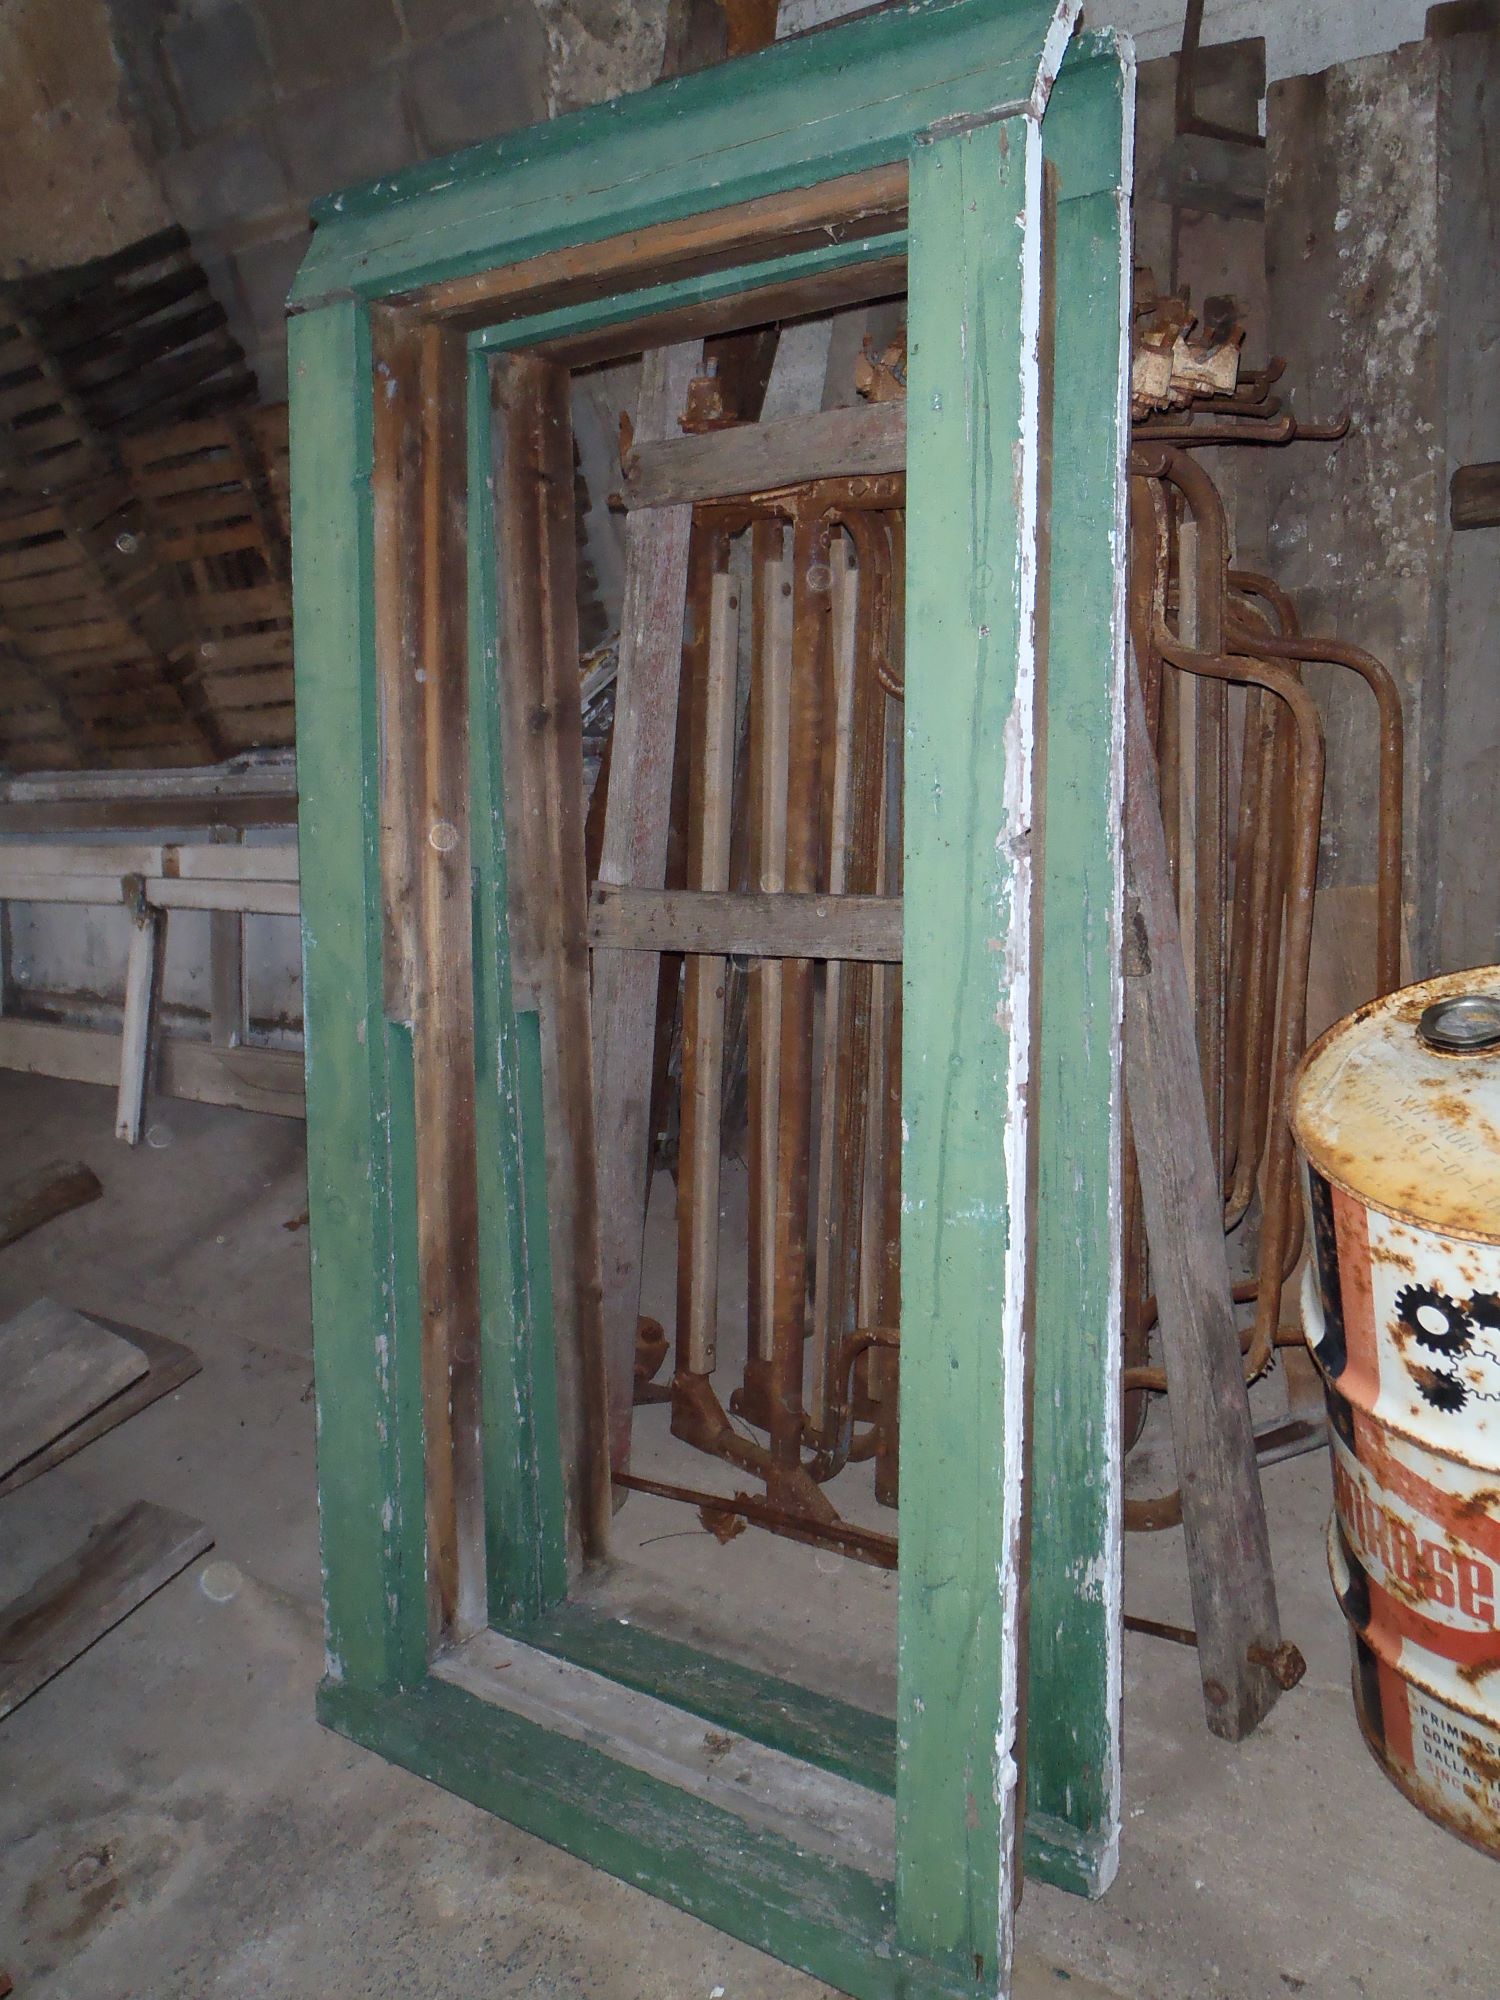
[0,1071,1492,1999]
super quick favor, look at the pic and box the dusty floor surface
[0,1072,1493,1999]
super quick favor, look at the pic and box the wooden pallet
[122,407,294,753]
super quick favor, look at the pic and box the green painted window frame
[289,5,1131,1995]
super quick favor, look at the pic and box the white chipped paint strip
[990,107,1047,1975]
[435,1627,896,1875]
[1028,1,1084,119]
[1097,25,1137,1895]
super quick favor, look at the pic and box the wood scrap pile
[0,1159,207,1721]
[0,229,293,772]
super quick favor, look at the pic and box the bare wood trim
[533,256,907,371]
[589,884,901,961]
[625,401,905,509]
[408,164,909,328]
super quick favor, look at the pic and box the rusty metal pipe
[1227,604,1404,1000]
[1154,625,1325,1382]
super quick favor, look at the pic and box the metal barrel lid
[1291,966,1500,1244]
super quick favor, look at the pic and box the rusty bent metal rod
[663,500,906,1561]
[1127,446,1327,1398]
[1228,571,1404,1001]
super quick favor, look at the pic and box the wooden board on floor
[0,1318,202,1497]
[0,1160,103,1250]
[0,1501,212,1721]
[0,1298,147,1478]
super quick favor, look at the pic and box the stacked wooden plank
[121,408,294,753]
[0,226,254,497]
[0,228,285,773]
[0,484,219,770]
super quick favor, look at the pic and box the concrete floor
[0,1070,1493,1999]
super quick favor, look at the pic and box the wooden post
[208,825,246,1050]
[115,881,164,1146]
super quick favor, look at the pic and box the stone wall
[103,0,666,400]
[1,0,667,402]
[1266,26,1500,974]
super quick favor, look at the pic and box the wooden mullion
[491,349,612,1565]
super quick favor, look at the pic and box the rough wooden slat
[0,1299,147,1478]
[1122,661,1284,1741]
[590,339,702,1477]
[588,884,901,959]
[624,400,905,507]
[0,1501,211,1720]
[0,1159,103,1250]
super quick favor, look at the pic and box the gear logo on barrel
[1393,1284,1500,1413]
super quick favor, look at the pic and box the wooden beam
[623,401,905,508]
[588,885,902,960]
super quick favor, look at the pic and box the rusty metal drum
[1292,967,1500,1858]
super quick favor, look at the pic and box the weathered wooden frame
[289,5,1131,1996]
